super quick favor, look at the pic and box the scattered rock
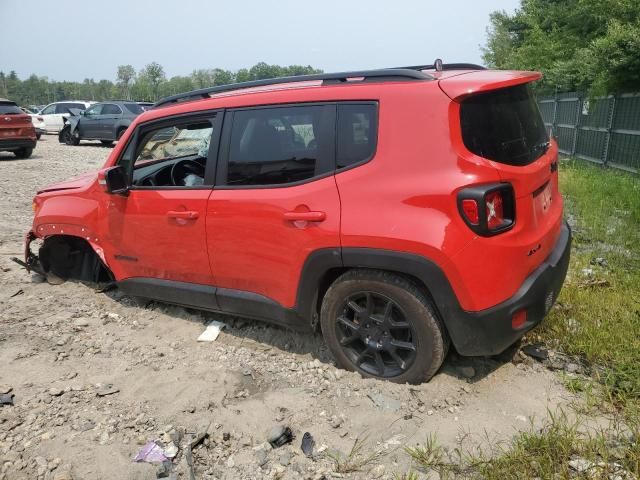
[367,393,401,412]
[73,319,89,328]
[95,384,119,397]
[48,387,63,397]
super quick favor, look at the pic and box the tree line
[0,62,323,107]
[483,0,640,95]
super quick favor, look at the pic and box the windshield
[0,102,23,114]
[460,84,549,166]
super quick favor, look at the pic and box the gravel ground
[0,138,577,479]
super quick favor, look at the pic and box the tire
[14,147,33,159]
[116,128,126,141]
[320,269,449,384]
[36,133,41,140]
[60,126,79,146]
[101,140,114,147]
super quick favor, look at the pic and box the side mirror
[101,166,129,195]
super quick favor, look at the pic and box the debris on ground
[267,425,294,448]
[301,432,315,457]
[95,383,119,397]
[0,393,14,406]
[134,441,169,464]
[196,320,226,342]
[522,343,549,361]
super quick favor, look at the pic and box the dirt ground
[0,138,579,479]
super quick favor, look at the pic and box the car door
[79,104,103,138]
[207,104,341,312]
[102,111,221,285]
[39,103,57,132]
[99,103,122,139]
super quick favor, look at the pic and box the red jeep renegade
[22,62,571,384]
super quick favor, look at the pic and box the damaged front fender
[14,229,114,285]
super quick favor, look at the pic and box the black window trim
[116,109,224,191]
[215,101,375,190]
[335,101,379,173]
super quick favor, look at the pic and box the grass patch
[535,159,640,407]
[325,434,385,474]
[404,411,639,479]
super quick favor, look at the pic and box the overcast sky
[0,0,520,82]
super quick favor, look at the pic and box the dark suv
[22,62,571,384]
[59,101,144,146]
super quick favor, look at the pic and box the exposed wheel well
[38,235,113,283]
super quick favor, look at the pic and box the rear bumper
[447,220,572,356]
[0,138,37,151]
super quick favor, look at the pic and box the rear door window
[460,84,549,166]
[222,105,333,186]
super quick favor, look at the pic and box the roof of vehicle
[152,61,486,109]
[0,98,16,104]
[46,100,95,105]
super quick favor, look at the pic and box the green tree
[482,0,640,95]
[116,65,136,99]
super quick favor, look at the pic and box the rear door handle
[283,211,326,222]
[167,210,199,220]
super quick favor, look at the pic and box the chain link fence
[538,93,640,173]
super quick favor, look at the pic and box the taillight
[457,183,515,236]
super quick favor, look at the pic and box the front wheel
[100,140,114,147]
[320,270,448,384]
[60,126,79,146]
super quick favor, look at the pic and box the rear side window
[102,104,122,115]
[460,84,548,166]
[124,103,144,115]
[0,102,22,114]
[336,103,377,169]
[225,105,331,186]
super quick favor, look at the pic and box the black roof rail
[153,68,434,108]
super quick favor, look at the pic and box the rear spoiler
[439,70,542,101]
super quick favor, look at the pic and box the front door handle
[283,211,326,222]
[167,210,199,220]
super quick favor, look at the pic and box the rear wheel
[60,126,79,146]
[101,140,114,147]
[320,270,448,384]
[14,147,33,159]
[116,128,126,141]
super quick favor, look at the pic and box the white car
[20,108,46,139]
[38,101,95,133]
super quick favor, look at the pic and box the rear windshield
[124,103,144,114]
[460,84,548,166]
[0,102,22,114]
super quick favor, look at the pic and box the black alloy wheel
[320,270,448,384]
[336,291,417,378]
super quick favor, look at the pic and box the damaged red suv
[21,62,570,383]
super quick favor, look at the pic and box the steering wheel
[170,159,205,186]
